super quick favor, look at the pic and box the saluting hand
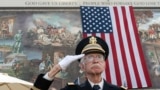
[58,54,85,70]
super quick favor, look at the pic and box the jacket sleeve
[33,74,53,90]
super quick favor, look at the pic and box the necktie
[93,85,100,90]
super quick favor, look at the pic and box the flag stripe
[124,8,137,87]
[110,33,122,85]
[113,6,133,87]
[109,6,127,86]
[129,6,152,87]
[121,6,141,88]
[103,34,112,83]
[126,6,145,88]
[109,7,122,86]
[80,6,152,88]
[106,34,117,84]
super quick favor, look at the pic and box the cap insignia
[89,36,97,44]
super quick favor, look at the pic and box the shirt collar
[88,78,104,90]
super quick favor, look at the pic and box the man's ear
[79,63,85,73]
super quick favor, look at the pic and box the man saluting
[32,36,127,90]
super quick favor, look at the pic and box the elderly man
[33,36,126,90]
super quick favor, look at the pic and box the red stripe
[83,33,87,38]
[100,33,111,82]
[114,7,132,87]
[129,6,152,87]
[105,58,111,82]
[109,32,121,85]
[122,6,142,88]
[92,33,96,37]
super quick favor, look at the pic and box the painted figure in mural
[153,64,160,76]
[45,53,53,71]
[12,30,23,53]
[32,36,127,90]
[148,26,157,42]
[1,20,9,38]
[8,19,14,36]
[157,27,160,39]
[39,60,46,73]
[12,58,20,76]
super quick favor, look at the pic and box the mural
[0,8,160,89]
[134,9,160,88]
[0,10,83,89]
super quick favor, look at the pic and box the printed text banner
[0,0,160,7]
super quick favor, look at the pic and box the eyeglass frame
[80,53,105,63]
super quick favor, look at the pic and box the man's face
[80,53,106,75]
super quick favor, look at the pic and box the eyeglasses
[81,54,104,63]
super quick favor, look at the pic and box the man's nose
[92,57,99,63]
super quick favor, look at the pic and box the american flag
[80,6,152,89]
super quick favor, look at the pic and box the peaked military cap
[75,36,109,61]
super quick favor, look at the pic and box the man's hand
[58,54,85,70]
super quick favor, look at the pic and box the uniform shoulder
[120,86,128,90]
[67,82,75,86]
[61,82,81,90]
[105,82,127,90]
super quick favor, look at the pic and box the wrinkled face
[80,53,106,75]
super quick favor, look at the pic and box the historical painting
[0,9,82,89]
[0,8,160,89]
[134,8,160,88]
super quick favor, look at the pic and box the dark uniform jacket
[33,74,126,90]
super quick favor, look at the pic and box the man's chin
[90,70,103,75]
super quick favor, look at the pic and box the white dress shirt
[88,78,104,90]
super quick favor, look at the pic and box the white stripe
[125,6,147,87]
[105,34,117,85]
[87,33,92,37]
[110,6,127,86]
[117,6,137,87]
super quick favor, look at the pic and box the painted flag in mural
[80,6,152,89]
